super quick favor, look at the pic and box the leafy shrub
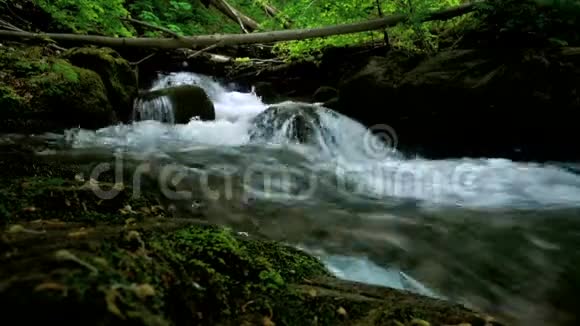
[265,0,465,60]
[34,0,133,36]
[128,0,242,36]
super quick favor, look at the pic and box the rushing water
[15,72,580,325]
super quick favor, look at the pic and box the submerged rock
[135,85,215,124]
[337,48,580,161]
[0,46,114,133]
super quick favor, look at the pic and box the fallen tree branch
[0,18,24,32]
[188,42,223,58]
[129,52,157,65]
[0,2,480,49]
[0,18,67,52]
[210,0,259,32]
[122,18,182,39]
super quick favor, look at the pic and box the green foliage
[128,0,241,36]
[29,0,580,62]
[34,0,133,36]
[51,60,80,82]
[266,0,464,60]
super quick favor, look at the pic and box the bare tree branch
[210,0,259,32]
[129,52,157,65]
[188,42,223,58]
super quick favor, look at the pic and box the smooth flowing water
[16,72,580,325]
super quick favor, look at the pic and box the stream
[7,72,580,325]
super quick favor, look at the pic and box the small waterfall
[132,72,266,123]
[132,95,175,123]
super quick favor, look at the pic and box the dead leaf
[93,257,109,267]
[105,288,125,319]
[68,228,89,238]
[120,205,136,215]
[337,307,347,317]
[7,225,25,233]
[410,319,431,326]
[35,282,68,295]
[262,316,275,326]
[45,219,65,225]
[150,205,164,214]
[124,217,137,227]
[133,284,156,299]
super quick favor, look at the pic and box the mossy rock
[63,47,137,122]
[0,46,114,133]
[135,85,215,123]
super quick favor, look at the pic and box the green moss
[0,45,115,133]
[63,47,137,121]
[51,59,80,82]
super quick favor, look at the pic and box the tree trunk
[0,2,478,49]
[210,0,259,32]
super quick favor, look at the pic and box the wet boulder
[0,46,114,133]
[63,47,138,122]
[249,103,326,144]
[135,85,215,124]
[336,48,580,161]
